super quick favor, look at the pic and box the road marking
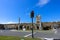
[44,38,53,40]
[24,32,36,37]
[53,29,57,34]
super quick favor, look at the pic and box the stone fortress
[0,15,60,30]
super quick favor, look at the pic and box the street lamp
[30,10,34,38]
[18,17,20,30]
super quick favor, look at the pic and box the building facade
[36,15,42,30]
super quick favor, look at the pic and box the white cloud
[36,0,50,7]
[0,21,18,24]
[7,21,17,24]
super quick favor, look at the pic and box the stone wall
[0,22,60,30]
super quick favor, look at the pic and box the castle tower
[36,15,42,30]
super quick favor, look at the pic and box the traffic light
[30,10,34,38]
[30,11,34,18]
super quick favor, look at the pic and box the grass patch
[0,36,41,40]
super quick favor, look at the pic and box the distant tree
[43,26,51,30]
[0,24,5,30]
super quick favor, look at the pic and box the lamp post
[18,17,20,30]
[30,10,34,38]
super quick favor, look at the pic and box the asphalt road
[30,29,60,39]
[32,31,60,39]
[0,29,60,39]
[0,30,31,37]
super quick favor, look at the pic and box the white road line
[44,38,53,40]
[24,32,36,37]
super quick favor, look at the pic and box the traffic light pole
[30,10,34,38]
[32,17,34,38]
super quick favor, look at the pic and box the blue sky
[0,0,60,24]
